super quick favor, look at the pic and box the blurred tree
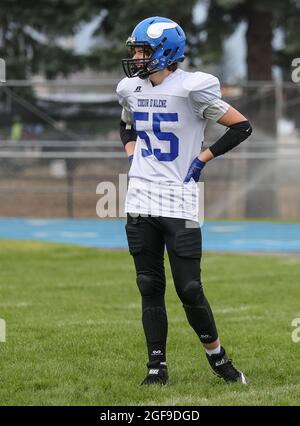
[88,0,198,72]
[0,0,197,80]
[1,0,299,82]
[193,0,300,81]
[0,0,110,80]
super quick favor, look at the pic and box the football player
[116,16,252,385]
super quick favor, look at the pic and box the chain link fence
[0,78,299,219]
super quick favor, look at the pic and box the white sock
[205,345,221,356]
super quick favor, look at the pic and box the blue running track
[0,218,299,252]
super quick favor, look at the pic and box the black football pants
[125,213,218,366]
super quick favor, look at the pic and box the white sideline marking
[0,319,6,342]
[226,315,264,322]
[215,306,251,314]
[34,232,49,238]
[208,226,244,233]
[61,232,98,238]
[27,219,51,225]
[141,384,300,406]
[0,302,32,308]
[233,239,300,246]
[112,303,140,310]
[56,319,140,327]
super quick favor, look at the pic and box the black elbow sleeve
[210,120,252,158]
[120,120,137,147]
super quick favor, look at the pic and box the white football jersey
[116,68,229,221]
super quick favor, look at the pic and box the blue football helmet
[122,16,186,79]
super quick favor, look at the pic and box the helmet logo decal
[146,22,177,39]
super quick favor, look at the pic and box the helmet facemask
[122,38,166,79]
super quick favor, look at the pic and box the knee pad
[179,279,204,306]
[136,273,165,297]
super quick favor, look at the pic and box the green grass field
[0,240,299,406]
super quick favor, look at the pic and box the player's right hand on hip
[184,157,206,183]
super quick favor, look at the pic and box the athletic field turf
[0,241,299,406]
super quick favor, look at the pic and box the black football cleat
[141,362,168,386]
[206,346,248,384]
